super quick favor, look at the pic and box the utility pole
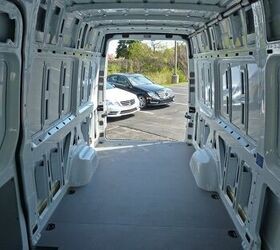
[174,40,177,75]
[172,40,179,84]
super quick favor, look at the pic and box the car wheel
[138,95,147,109]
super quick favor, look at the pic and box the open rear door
[185,49,196,144]
[0,2,28,249]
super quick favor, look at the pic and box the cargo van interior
[0,0,279,249]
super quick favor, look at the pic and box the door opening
[104,39,189,141]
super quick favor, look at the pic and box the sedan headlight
[166,88,174,97]
[148,91,160,99]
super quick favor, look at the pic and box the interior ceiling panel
[65,0,233,35]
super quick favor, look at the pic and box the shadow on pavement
[144,104,170,111]
[107,114,135,123]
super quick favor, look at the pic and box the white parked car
[106,82,140,117]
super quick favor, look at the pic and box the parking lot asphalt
[106,84,188,141]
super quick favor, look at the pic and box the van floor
[38,140,241,250]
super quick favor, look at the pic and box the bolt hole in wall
[105,39,189,141]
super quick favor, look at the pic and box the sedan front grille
[120,99,135,106]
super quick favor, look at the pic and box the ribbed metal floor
[38,141,241,250]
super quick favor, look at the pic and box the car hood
[106,87,137,102]
[133,83,164,92]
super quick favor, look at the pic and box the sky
[107,40,176,56]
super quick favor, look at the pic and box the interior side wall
[0,2,29,249]
[19,0,103,244]
[191,1,280,249]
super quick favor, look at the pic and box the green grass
[159,82,188,87]
[145,68,187,85]
[108,61,188,86]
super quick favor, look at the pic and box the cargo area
[1,1,280,249]
[38,140,241,249]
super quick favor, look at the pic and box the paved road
[106,85,188,141]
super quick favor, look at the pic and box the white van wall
[17,0,104,245]
[190,1,280,249]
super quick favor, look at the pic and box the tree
[116,40,139,59]
[150,41,162,52]
[177,44,188,76]
[109,40,188,84]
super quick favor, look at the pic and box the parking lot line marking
[174,92,187,96]
[173,102,188,106]
[139,110,154,115]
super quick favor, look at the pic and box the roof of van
[66,1,231,36]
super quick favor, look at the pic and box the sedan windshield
[128,75,154,86]
[106,82,115,89]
